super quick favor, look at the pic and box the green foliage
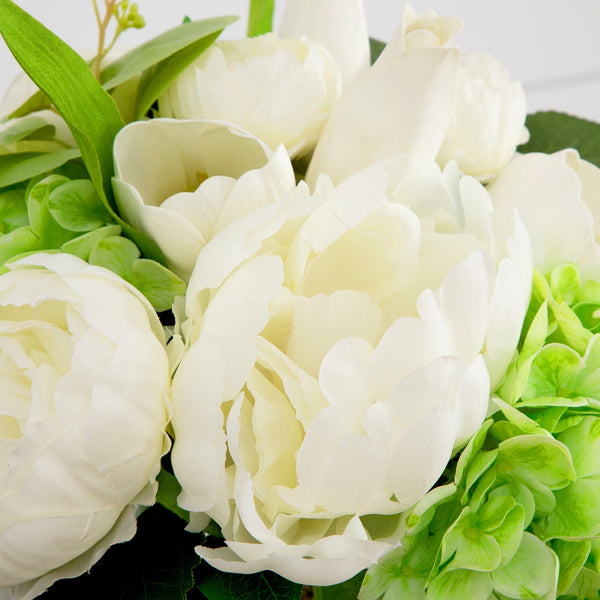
[0,149,81,188]
[197,569,302,600]
[369,38,386,65]
[247,0,274,37]
[518,112,600,169]
[156,469,190,523]
[360,264,600,600]
[314,572,365,600]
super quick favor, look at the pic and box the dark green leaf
[156,469,189,523]
[0,0,124,205]
[0,115,54,145]
[518,111,600,168]
[48,179,112,232]
[196,568,302,600]
[136,18,237,120]
[0,149,81,188]
[100,17,237,91]
[248,0,274,37]
[369,38,386,65]
[0,188,28,233]
[39,505,202,600]
[314,572,364,600]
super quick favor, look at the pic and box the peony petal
[306,47,459,185]
[279,0,369,85]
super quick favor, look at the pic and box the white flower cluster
[3,1,600,597]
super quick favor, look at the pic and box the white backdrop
[1,0,600,121]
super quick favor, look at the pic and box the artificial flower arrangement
[1,0,600,599]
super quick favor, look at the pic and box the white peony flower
[170,160,532,585]
[307,7,526,186]
[487,150,600,274]
[0,253,170,599]
[158,34,342,157]
[112,119,296,280]
[437,52,529,181]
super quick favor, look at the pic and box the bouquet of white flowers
[1,1,600,599]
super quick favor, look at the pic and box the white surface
[1,1,600,121]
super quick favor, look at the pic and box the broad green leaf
[464,450,498,497]
[0,188,28,233]
[248,0,274,37]
[196,568,303,600]
[518,111,600,168]
[0,149,81,188]
[0,115,54,145]
[39,505,201,600]
[135,18,237,120]
[551,302,592,355]
[569,335,600,399]
[557,417,600,478]
[488,504,525,568]
[565,566,600,600]
[477,497,518,533]
[369,38,386,65]
[60,224,122,261]
[156,469,189,523]
[496,435,575,490]
[492,533,556,600]
[441,508,503,572]
[314,571,364,600]
[130,259,186,312]
[522,344,583,401]
[89,235,139,278]
[48,179,112,232]
[492,397,549,437]
[0,0,124,205]
[0,226,42,266]
[428,569,492,600]
[100,17,237,91]
[553,539,591,595]
[536,478,600,541]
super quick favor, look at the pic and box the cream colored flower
[112,119,296,280]
[158,34,342,157]
[170,159,532,585]
[0,253,169,599]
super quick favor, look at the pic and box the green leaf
[135,17,237,120]
[48,179,112,232]
[536,478,600,541]
[489,483,536,529]
[100,17,237,91]
[428,569,492,600]
[129,259,186,312]
[0,0,124,205]
[496,435,575,491]
[314,571,365,600]
[553,539,591,595]
[5,89,50,121]
[0,115,54,145]
[248,0,274,37]
[60,224,122,261]
[89,235,139,278]
[156,469,189,523]
[456,420,494,487]
[196,568,303,600]
[0,188,28,233]
[518,111,600,169]
[39,505,201,600]
[369,38,386,65]
[0,149,81,188]
[406,484,458,535]
[493,533,557,600]
[557,417,600,478]
[550,264,582,306]
[565,566,600,599]
[0,226,43,266]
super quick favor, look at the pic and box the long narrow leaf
[101,16,237,91]
[248,0,274,37]
[0,149,81,188]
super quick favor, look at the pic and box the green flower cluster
[360,264,600,600]
[0,116,184,312]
